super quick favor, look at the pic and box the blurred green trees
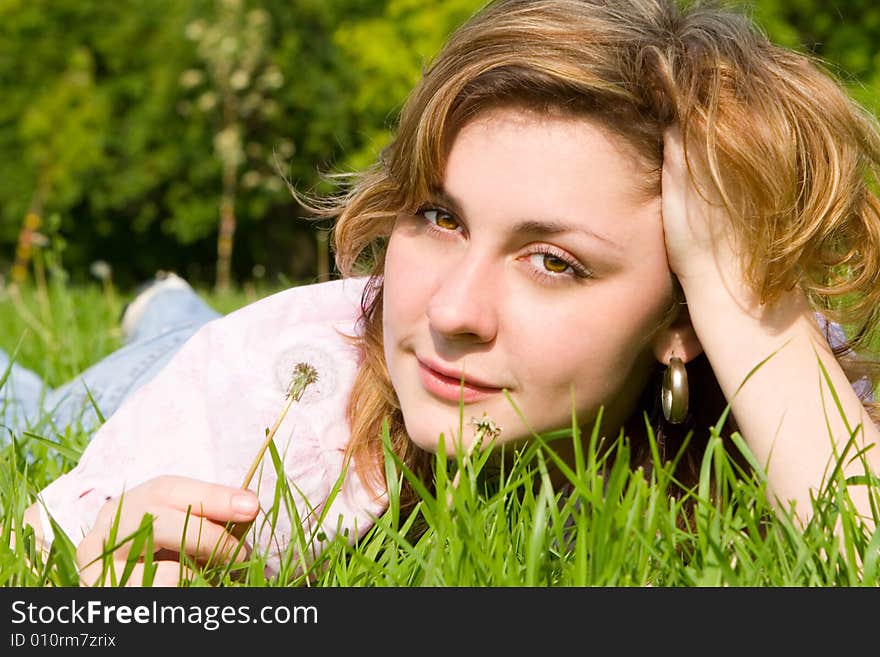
[0,0,877,289]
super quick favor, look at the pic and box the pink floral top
[34,277,387,576]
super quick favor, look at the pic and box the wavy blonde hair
[317,0,880,509]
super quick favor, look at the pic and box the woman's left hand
[660,126,744,297]
[661,125,880,534]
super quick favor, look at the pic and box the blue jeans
[0,283,220,443]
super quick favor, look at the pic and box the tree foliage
[753,0,880,113]
[0,0,876,288]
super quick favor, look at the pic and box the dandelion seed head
[470,412,501,448]
[286,362,319,400]
[89,260,112,281]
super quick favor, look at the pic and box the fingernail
[232,493,258,518]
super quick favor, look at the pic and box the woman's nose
[426,253,499,344]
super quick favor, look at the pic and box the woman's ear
[651,302,703,365]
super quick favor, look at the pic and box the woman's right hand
[75,475,260,587]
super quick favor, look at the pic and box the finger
[79,504,251,575]
[88,505,251,565]
[134,560,197,588]
[662,126,687,189]
[148,507,251,565]
[77,527,131,577]
[81,560,197,587]
[661,125,698,238]
[92,477,259,539]
[145,475,260,523]
[663,126,718,203]
[663,124,684,158]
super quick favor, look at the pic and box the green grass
[2,268,879,587]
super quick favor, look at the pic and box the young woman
[17,0,880,585]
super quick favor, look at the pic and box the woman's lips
[417,360,504,403]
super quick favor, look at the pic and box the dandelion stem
[240,363,318,490]
[223,362,319,551]
[446,413,501,510]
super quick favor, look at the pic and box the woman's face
[383,108,676,455]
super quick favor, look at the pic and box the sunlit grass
[2,267,879,587]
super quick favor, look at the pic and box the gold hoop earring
[661,357,689,424]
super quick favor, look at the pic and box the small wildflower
[470,412,502,449]
[226,361,320,546]
[447,413,501,510]
[89,260,112,281]
[239,362,318,490]
[286,362,319,401]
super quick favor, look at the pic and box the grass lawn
[1,269,879,587]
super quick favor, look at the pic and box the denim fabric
[0,350,45,436]
[0,283,221,443]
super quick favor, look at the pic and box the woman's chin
[403,421,470,456]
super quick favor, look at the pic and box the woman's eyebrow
[429,187,465,215]
[433,186,622,251]
[512,219,622,252]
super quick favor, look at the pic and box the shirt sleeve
[814,311,876,403]
[32,277,387,575]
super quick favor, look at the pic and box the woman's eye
[528,252,573,275]
[422,208,459,231]
[542,254,570,274]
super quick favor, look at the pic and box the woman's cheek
[384,237,428,321]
